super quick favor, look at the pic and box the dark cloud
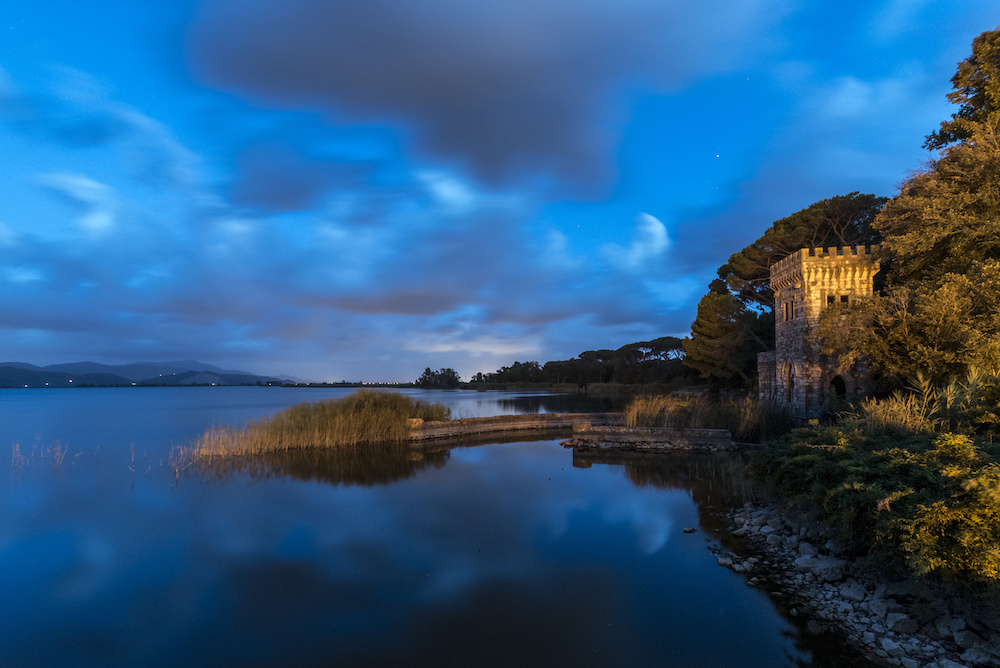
[186,0,782,189]
[308,290,467,317]
[2,87,125,148]
[229,142,355,211]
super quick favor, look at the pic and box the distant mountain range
[0,360,285,388]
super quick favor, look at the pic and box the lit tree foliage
[824,27,1000,389]
[718,192,886,309]
[924,27,1000,151]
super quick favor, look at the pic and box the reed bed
[623,394,791,443]
[843,392,938,434]
[186,390,450,462]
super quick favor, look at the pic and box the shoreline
[714,503,1000,668]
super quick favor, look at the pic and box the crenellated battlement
[770,245,881,292]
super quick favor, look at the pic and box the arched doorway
[829,375,847,401]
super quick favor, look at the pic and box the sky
[0,2,996,382]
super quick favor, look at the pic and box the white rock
[954,629,980,650]
[810,557,847,582]
[880,638,906,658]
[887,612,919,634]
[961,647,993,665]
[937,659,970,668]
[841,581,867,602]
[794,555,817,571]
[869,597,889,620]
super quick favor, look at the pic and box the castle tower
[757,245,881,418]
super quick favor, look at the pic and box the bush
[759,422,1000,584]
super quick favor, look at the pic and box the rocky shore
[714,503,1000,668]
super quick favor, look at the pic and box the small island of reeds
[186,390,451,462]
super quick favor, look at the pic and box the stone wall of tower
[758,245,881,418]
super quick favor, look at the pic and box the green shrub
[759,424,1000,584]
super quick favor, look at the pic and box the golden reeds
[186,390,450,462]
[623,393,790,443]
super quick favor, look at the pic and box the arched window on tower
[785,364,795,404]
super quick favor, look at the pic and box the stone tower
[757,245,881,418]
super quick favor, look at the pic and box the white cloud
[37,172,118,236]
[602,212,669,271]
[417,170,477,213]
[5,268,45,284]
[821,77,874,120]
[0,221,18,247]
[404,333,541,357]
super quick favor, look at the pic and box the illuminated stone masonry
[757,245,881,419]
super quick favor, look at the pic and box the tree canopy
[823,27,1000,389]
[717,192,886,309]
[683,285,773,384]
[473,336,693,387]
[924,27,1000,151]
[416,367,461,389]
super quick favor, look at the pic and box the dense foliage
[473,336,696,387]
[760,419,1000,585]
[683,286,773,386]
[925,28,1000,151]
[821,26,1000,392]
[416,367,462,388]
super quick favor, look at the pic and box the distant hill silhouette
[0,360,282,388]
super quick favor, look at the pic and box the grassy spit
[623,393,791,443]
[186,390,450,462]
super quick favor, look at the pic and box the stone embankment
[714,503,1000,668]
[560,423,741,452]
[408,413,611,445]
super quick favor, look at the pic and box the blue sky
[0,2,996,382]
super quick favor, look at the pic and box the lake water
[0,387,869,667]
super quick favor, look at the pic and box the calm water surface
[0,388,866,667]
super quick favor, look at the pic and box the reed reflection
[183,440,450,487]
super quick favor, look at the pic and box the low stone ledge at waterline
[407,413,613,444]
[561,423,742,453]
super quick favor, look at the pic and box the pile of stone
[713,503,1000,668]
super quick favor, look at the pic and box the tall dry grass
[185,390,450,462]
[623,394,790,443]
[844,392,938,434]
